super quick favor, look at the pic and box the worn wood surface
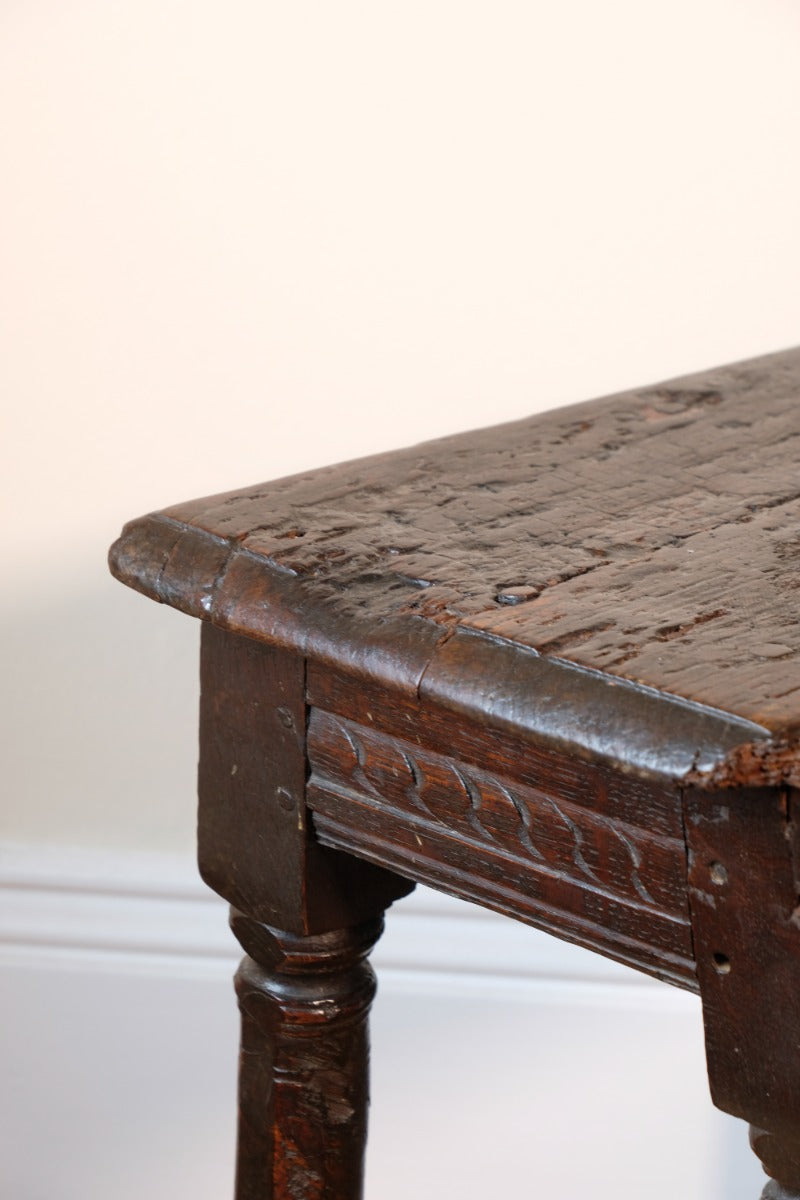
[686,784,800,1195]
[198,623,412,935]
[685,785,800,1136]
[111,346,800,787]
[199,626,407,1198]
[230,912,383,1200]
[110,346,800,1198]
[308,707,694,984]
[305,657,696,983]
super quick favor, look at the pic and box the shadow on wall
[0,567,201,854]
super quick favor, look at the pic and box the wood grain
[198,623,412,935]
[308,709,694,986]
[686,786,800,1138]
[230,912,383,1200]
[307,663,687,838]
[110,346,800,786]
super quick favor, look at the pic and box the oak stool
[110,347,800,1199]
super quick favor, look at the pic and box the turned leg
[197,625,412,1199]
[231,911,384,1200]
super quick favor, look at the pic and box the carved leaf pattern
[309,711,684,917]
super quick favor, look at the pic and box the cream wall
[1,7,795,1196]
[2,0,800,855]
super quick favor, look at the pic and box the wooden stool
[110,347,800,1199]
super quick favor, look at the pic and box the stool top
[110,346,800,789]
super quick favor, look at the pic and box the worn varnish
[111,347,800,785]
[109,346,800,1200]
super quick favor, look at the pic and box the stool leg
[197,626,411,1196]
[230,910,384,1200]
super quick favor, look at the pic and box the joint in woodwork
[231,911,384,1031]
[198,623,413,934]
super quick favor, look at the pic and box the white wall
[2,1,798,1195]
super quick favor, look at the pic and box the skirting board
[0,838,662,990]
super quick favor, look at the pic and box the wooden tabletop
[110,346,800,790]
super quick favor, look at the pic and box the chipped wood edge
[684,738,800,791]
[109,514,778,788]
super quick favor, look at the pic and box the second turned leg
[230,912,385,1200]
